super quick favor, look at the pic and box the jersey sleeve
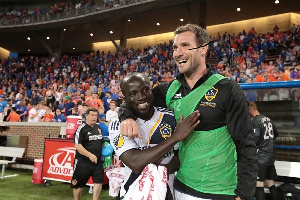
[74,124,85,145]
[225,80,257,200]
[76,128,84,145]
[108,120,139,158]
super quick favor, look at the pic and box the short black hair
[120,72,150,95]
[86,107,99,115]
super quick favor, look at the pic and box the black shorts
[257,163,277,181]
[71,158,104,188]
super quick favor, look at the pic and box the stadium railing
[0,0,150,27]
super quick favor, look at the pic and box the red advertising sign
[43,138,93,185]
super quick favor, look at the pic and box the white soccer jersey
[108,107,177,197]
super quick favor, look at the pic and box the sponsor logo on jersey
[174,93,182,99]
[89,135,102,141]
[113,135,124,149]
[159,123,172,139]
[205,87,218,102]
[199,101,216,107]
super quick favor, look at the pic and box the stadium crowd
[0,24,299,122]
[0,0,142,26]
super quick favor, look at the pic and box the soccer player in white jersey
[109,72,200,199]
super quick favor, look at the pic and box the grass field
[0,168,115,200]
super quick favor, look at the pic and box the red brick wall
[0,122,65,164]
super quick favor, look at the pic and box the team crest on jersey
[205,87,218,102]
[71,179,78,186]
[113,135,124,149]
[98,128,102,135]
[159,123,172,139]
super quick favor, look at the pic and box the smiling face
[121,73,154,121]
[173,31,202,77]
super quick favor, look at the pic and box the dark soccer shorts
[257,163,277,181]
[71,158,104,188]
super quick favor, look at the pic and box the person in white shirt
[106,101,118,122]
[38,102,46,120]
[28,103,40,122]
[55,88,63,102]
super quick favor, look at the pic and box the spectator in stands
[84,90,93,106]
[284,66,291,79]
[102,91,112,113]
[235,76,242,83]
[64,95,76,116]
[90,81,98,94]
[7,107,21,122]
[110,87,119,100]
[291,24,297,35]
[268,69,279,82]
[115,91,125,107]
[290,66,300,80]
[261,39,268,55]
[46,90,56,107]
[18,100,27,122]
[81,103,89,123]
[105,100,118,123]
[38,101,46,120]
[269,39,276,56]
[279,69,290,81]
[55,87,63,103]
[32,90,43,104]
[43,107,54,122]
[97,87,105,100]
[28,103,39,122]
[239,71,246,83]
[53,107,66,122]
[77,100,84,117]
[98,105,106,122]
[89,93,102,109]
[71,107,78,116]
[0,95,7,121]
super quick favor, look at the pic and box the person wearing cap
[64,95,76,116]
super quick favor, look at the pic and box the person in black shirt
[71,107,104,200]
[248,101,280,200]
